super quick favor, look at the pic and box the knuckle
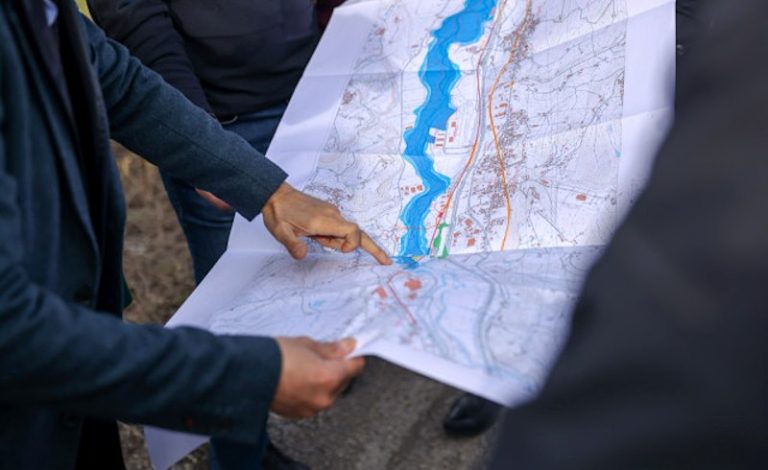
[316,394,334,410]
[315,367,342,389]
[318,370,338,388]
[310,368,330,386]
[344,223,361,238]
[306,219,324,234]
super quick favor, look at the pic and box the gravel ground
[116,147,499,470]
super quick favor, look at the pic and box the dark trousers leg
[210,434,269,470]
[160,103,287,284]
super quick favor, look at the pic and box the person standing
[0,0,389,468]
[491,0,768,467]
[86,1,364,467]
[87,0,323,284]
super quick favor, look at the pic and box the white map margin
[619,2,676,216]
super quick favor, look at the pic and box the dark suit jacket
[0,0,291,468]
[492,1,768,468]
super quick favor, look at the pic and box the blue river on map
[397,0,498,259]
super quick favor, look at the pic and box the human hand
[262,183,392,265]
[271,337,365,418]
[195,188,232,211]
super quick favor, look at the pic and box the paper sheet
[146,1,675,467]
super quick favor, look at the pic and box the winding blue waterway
[397,0,497,259]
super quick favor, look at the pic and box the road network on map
[306,0,628,258]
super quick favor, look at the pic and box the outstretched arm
[83,17,390,264]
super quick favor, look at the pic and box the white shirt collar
[44,0,59,26]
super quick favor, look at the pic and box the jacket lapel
[15,0,75,119]
[7,0,99,261]
[57,0,120,255]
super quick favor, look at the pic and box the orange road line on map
[488,0,533,251]
[426,0,509,253]
[386,273,417,325]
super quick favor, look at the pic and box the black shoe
[261,443,310,470]
[443,393,502,437]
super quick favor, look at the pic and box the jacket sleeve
[81,16,287,219]
[87,0,212,112]
[0,99,280,444]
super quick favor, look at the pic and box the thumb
[322,354,366,396]
[273,223,309,260]
[336,355,365,384]
[309,338,357,359]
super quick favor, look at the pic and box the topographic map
[207,0,674,404]
[211,247,599,397]
[308,0,628,257]
[219,0,674,403]
[147,1,675,466]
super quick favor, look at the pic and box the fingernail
[340,338,357,354]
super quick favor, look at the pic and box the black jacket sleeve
[87,0,212,112]
[83,18,287,219]
[491,1,768,468]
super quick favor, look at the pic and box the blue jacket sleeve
[0,90,281,441]
[81,16,287,220]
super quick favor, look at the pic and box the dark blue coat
[0,0,289,467]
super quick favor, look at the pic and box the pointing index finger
[361,232,392,265]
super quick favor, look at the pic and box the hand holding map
[271,337,364,419]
